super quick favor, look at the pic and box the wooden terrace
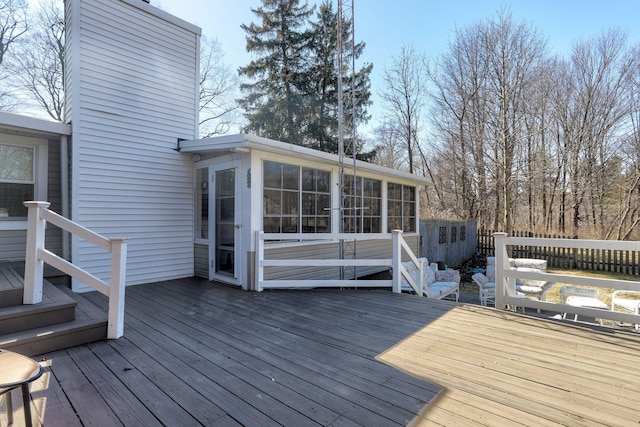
[3,277,640,426]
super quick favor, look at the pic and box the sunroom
[179,134,429,291]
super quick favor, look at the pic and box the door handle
[235,224,242,229]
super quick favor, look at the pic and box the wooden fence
[477,228,640,276]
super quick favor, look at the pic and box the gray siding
[194,243,208,278]
[262,235,420,282]
[420,219,477,267]
[66,0,200,285]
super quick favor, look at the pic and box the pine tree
[238,0,314,146]
[239,0,373,156]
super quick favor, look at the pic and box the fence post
[23,201,51,304]
[493,232,509,310]
[391,230,402,293]
[107,238,128,339]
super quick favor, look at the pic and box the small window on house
[451,226,457,243]
[263,160,330,233]
[387,183,416,232]
[343,174,381,233]
[438,226,447,244]
[460,225,466,241]
[0,144,36,219]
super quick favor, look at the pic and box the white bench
[400,258,459,301]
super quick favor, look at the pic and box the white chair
[611,290,640,330]
[472,273,495,306]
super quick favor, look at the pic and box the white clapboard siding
[66,0,200,286]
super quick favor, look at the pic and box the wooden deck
[2,277,640,426]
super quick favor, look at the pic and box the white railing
[494,232,640,326]
[255,230,422,293]
[24,201,128,339]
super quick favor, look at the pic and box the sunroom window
[342,174,381,233]
[387,182,416,232]
[263,160,331,233]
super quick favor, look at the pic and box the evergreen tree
[238,0,314,146]
[239,0,373,156]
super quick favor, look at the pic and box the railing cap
[24,201,51,209]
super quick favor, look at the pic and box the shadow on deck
[3,277,640,426]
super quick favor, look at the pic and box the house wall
[65,0,201,286]
[0,138,63,262]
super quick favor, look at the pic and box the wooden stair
[0,262,108,356]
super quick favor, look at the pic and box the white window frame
[0,136,48,231]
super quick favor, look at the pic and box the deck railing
[24,201,128,339]
[255,230,422,293]
[494,232,640,326]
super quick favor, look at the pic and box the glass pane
[302,168,315,191]
[282,164,299,190]
[370,198,380,216]
[281,191,298,215]
[316,216,330,233]
[301,217,315,233]
[218,198,234,221]
[404,185,415,201]
[316,170,330,192]
[216,224,235,246]
[196,168,208,240]
[263,161,281,188]
[302,193,315,215]
[217,249,234,274]
[388,182,400,199]
[371,179,381,197]
[264,189,281,215]
[281,216,297,233]
[317,194,330,211]
[0,145,33,182]
[0,183,33,218]
[216,169,235,196]
[263,216,280,233]
[371,217,380,233]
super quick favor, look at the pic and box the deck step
[0,281,77,334]
[0,262,108,356]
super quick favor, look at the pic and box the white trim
[180,134,430,185]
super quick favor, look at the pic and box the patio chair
[611,290,640,330]
[472,272,495,306]
[0,349,43,427]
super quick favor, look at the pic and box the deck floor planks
[4,276,638,426]
[378,305,640,426]
[149,281,440,410]
[122,283,426,425]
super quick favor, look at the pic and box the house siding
[66,0,200,286]
[261,235,420,281]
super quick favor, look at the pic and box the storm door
[210,161,241,284]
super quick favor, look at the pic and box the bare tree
[199,35,240,137]
[0,0,29,110]
[10,0,64,120]
[378,45,428,175]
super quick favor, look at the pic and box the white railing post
[255,231,264,292]
[23,201,50,304]
[107,238,128,339]
[391,230,402,293]
[494,232,508,310]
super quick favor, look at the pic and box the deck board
[2,277,639,426]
